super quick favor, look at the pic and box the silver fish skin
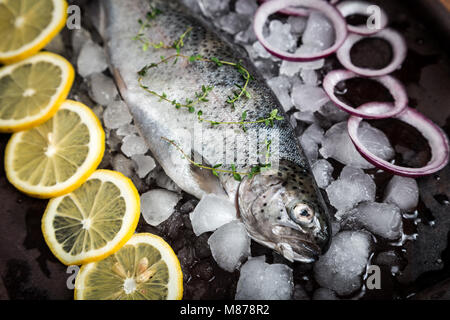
[101,0,331,262]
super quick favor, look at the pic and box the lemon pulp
[42,170,140,265]
[75,233,183,300]
[5,100,104,198]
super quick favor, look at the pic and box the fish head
[237,160,331,263]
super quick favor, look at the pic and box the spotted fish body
[102,0,331,262]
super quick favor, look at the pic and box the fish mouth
[279,234,323,263]
[295,239,322,262]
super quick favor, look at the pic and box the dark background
[0,0,450,300]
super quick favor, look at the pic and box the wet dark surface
[350,38,394,70]
[1,0,450,300]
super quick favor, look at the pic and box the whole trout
[101,0,331,262]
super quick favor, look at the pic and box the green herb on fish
[196,108,284,132]
[132,6,163,51]
[133,13,265,128]
[161,137,272,181]
[137,52,251,116]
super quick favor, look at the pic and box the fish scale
[102,0,331,262]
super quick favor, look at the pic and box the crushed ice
[70,0,422,300]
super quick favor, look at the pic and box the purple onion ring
[336,28,407,76]
[254,0,348,61]
[336,1,388,35]
[347,104,449,177]
[323,69,408,119]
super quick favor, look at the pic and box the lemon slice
[74,233,183,300]
[42,170,141,266]
[0,52,74,132]
[5,100,105,198]
[0,0,68,64]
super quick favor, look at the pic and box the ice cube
[320,122,394,169]
[279,56,303,77]
[343,202,403,240]
[279,45,326,76]
[312,288,339,300]
[252,41,272,59]
[141,189,181,226]
[235,256,294,300]
[207,221,251,272]
[197,0,230,17]
[383,176,419,212]
[339,165,365,180]
[235,24,257,44]
[287,16,307,35]
[121,135,148,157]
[103,100,133,129]
[285,44,325,71]
[190,194,237,236]
[292,111,316,124]
[302,11,335,50]
[289,114,298,129]
[314,231,372,296]
[312,159,334,189]
[254,59,280,80]
[331,219,341,236]
[71,28,91,58]
[291,83,330,113]
[88,73,118,106]
[300,135,318,163]
[116,124,139,137]
[235,0,258,16]
[77,40,108,78]
[303,123,324,144]
[358,122,395,162]
[112,153,134,178]
[300,69,318,86]
[219,12,249,35]
[326,166,376,214]
[318,101,349,123]
[267,76,293,112]
[266,20,297,53]
[132,154,156,179]
[180,0,202,13]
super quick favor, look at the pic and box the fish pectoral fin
[190,150,227,197]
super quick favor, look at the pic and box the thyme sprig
[134,8,255,116]
[137,52,252,113]
[161,137,272,181]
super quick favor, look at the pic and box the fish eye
[289,202,315,225]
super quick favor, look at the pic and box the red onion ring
[348,104,450,177]
[323,69,408,119]
[254,0,348,61]
[258,0,340,16]
[336,28,407,76]
[336,1,388,35]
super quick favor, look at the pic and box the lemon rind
[5,100,105,199]
[0,0,68,64]
[42,170,141,266]
[74,233,184,300]
[0,52,75,132]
